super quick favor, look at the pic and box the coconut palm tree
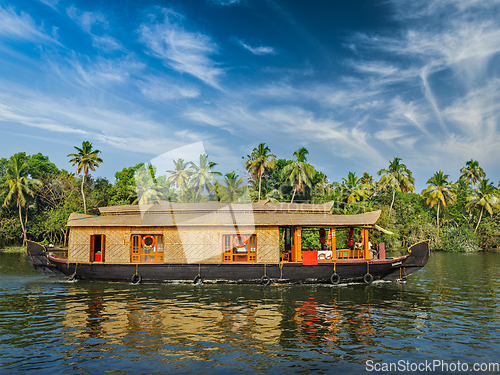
[189,154,222,198]
[67,141,103,214]
[134,163,160,205]
[360,172,374,186]
[467,179,500,234]
[341,172,369,204]
[421,171,457,236]
[167,158,193,192]
[281,147,315,203]
[2,153,42,245]
[218,172,249,203]
[377,157,415,214]
[459,159,485,188]
[245,143,276,201]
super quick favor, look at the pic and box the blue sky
[0,0,499,191]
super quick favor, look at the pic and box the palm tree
[459,159,485,188]
[189,154,222,198]
[421,171,457,236]
[467,179,500,234]
[67,141,103,214]
[360,172,374,187]
[281,147,315,203]
[245,143,276,201]
[377,157,415,214]
[341,172,369,204]
[167,159,192,192]
[134,163,161,205]
[2,154,42,245]
[218,172,248,203]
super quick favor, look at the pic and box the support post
[330,229,337,260]
[292,227,302,262]
[362,228,370,259]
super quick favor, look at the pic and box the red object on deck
[379,243,385,260]
[302,251,318,265]
[347,228,354,247]
[94,252,102,262]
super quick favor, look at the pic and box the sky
[0,0,499,191]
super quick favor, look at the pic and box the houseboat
[26,200,429,285]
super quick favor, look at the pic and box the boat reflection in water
[3,251,499,374]
[60,282,430,368]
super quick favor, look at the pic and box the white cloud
[62,55,145,87]
[138,77,200,101]
[39,0,59,10]
[0,6,61,45]
[349,60,399,76]
[444,79,500,138]
[91,35,123,52]
[207,0,241,6]
[138,9,223,89]
[66,5,107,33]
[238,40,276,55]
[259,106,385,163]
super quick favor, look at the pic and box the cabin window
[131,235,164,263]
[90,235,106,262]
[222,234,257,263]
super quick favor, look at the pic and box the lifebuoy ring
[330,273,340,285]
[131,274,142,284]
[234,234,247,248]
[260,276,270,286]
[142,235,156,249]
[194,275,201,284]
[363,273,373,284]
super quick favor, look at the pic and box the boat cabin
[66,201,381,265]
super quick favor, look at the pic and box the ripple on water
[1,252,500,374]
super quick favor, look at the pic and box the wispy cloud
[138,76,200,101]
[0,6,61,45]
[138,9,223,89]
[66,5,107,33]
[207,0,241,6]
[238,40,276,55]
[443,78,500,139]
[38,0,59,9]
[91,34,123,52]
[66,5,122,52]
[63,55,145,87]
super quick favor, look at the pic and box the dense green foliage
[1,145,499,252]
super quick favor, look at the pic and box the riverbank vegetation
[1,142,499,252]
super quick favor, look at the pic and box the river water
[0,251,499,374]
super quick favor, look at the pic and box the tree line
[1,142,499,252]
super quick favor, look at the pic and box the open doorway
[90,234,105,262]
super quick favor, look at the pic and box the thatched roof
[68,201,381,228]
[98,200,336,215]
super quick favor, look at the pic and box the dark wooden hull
[26,240,430,285]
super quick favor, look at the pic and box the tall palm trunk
[474,206,484,234]
[436,201,440,238]
[389,188,396,215]
[18,199,26,245]
[81,174,87,214]
[290,187,297,203]
[258,174,262,201]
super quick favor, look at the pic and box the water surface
[1,251,499,374]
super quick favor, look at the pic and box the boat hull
[26,240,430,285]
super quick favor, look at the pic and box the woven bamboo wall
[68,228,91,263]
[165,227,221,264]
[68,225,280,264]
[68,227,130,264]
[256,226,279,263]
